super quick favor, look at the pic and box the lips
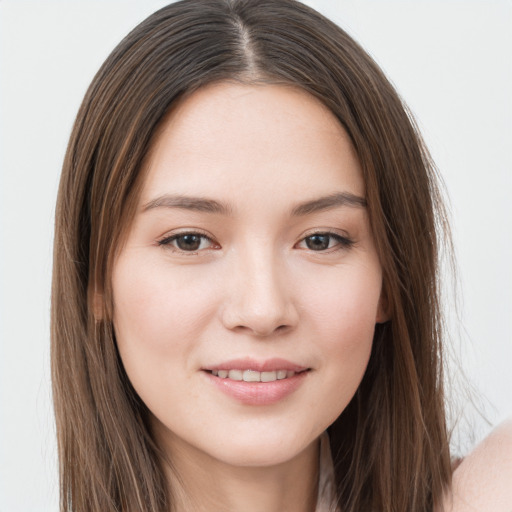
[202,358,310,405]
[204,357,308,373]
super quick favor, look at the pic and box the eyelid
[157,229,219,253]
[295,229,355,251]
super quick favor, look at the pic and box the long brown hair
[51,0,452,510]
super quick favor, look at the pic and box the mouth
[205,368,308,382]
[202,358,311,405]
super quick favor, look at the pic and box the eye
[158,232,217,253]
[297,232,354,252]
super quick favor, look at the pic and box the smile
[203,359,311,405]
[209,369,298,382]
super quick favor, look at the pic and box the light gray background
[1,1,511,510]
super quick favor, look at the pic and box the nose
[221,248,299,337]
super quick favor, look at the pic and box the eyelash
[296,231,355,252]
[157,231,354,254]
[157,231,217,254]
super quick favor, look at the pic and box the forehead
[140,82,364,209]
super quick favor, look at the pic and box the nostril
[252,324,291,337]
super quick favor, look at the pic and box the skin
[112,82,386,512]
[442,419,512,512]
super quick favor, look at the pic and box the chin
[201,425,320,468]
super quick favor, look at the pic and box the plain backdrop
[0,1,511,510]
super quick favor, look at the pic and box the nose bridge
[222,241,297,336]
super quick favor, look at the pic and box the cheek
[111,255,219,380]
[300,261,382,341]
[298,263,381,410]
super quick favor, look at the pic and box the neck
[162,435,320,512]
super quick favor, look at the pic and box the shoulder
[442,418,512,512]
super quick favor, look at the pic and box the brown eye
[305,234,330,251]
[175,234,202,251]
[297,232,354,252]
[158,233,215,252]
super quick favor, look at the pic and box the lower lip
[204,371,309,405]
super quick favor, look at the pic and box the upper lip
[204,358,309,373]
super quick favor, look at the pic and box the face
[112,83,385,469]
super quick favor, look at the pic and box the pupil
[306,234,329,250]
[177,234,201,251]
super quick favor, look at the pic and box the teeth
[261,371,276,382]
[243,370,260,382]
[210,369,300,382]
[228,369,243,381]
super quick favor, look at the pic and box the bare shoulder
[442,418,512,512]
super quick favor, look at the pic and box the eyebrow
[142,191,366,216]
[142,195,232,215]
[290,192,367,215]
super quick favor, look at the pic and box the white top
[315,432,337,512]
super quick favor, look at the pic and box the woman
[51,1,512,511]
